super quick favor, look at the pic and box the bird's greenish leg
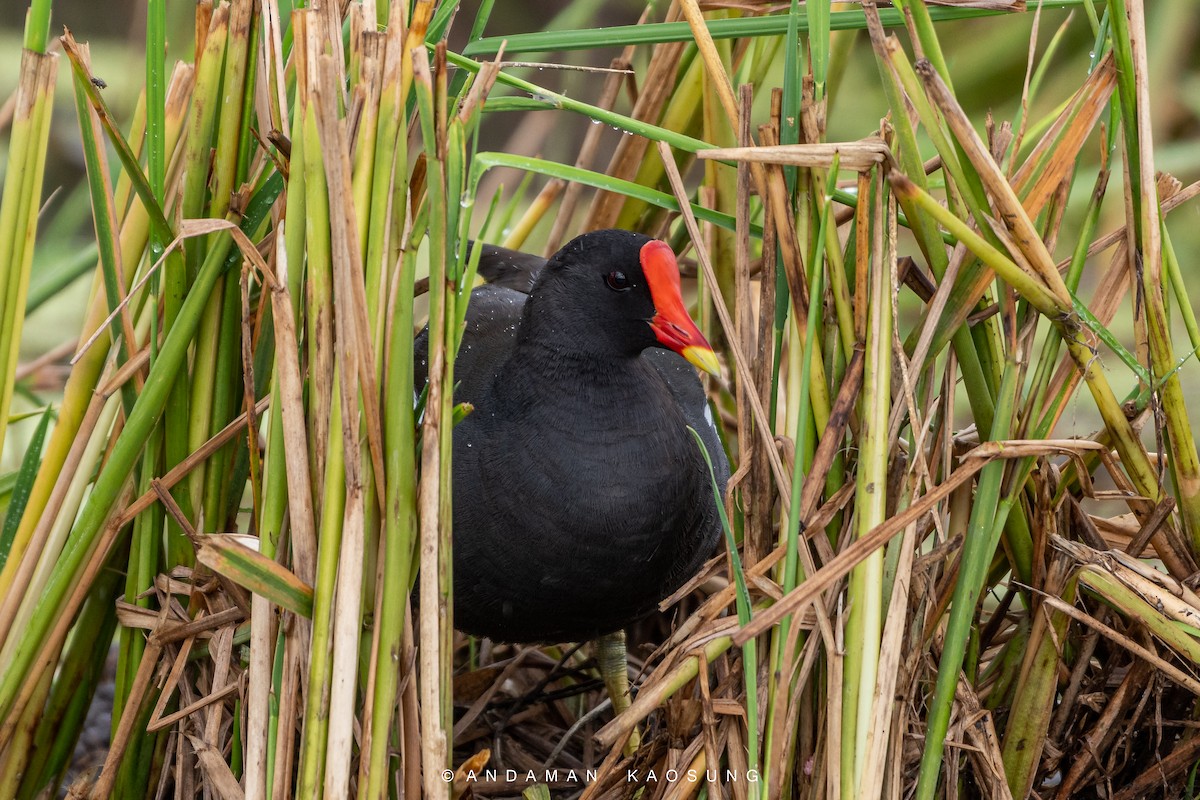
[597,630,640,754]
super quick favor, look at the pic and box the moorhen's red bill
[416,229,730,643]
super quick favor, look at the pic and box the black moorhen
[416,229,729,648]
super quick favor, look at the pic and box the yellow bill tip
[682,345,721,377]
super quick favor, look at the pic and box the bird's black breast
[450,360,721,643]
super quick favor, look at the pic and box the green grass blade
[25,245,97,315]
[473,152,755,236]
[0,407,52,572]
[915,361,1020,800]
[464,2,1089,56]
[60,34,173,245]
[689,426,759,795]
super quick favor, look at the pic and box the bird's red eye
[605,271,630,292]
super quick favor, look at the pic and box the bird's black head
[525,229,718,373]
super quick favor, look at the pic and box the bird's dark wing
[414,283,527,400]
[414,242,541,392]
[470,242,547,294]
[643,348,730,488]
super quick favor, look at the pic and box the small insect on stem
[91,77,107,89]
